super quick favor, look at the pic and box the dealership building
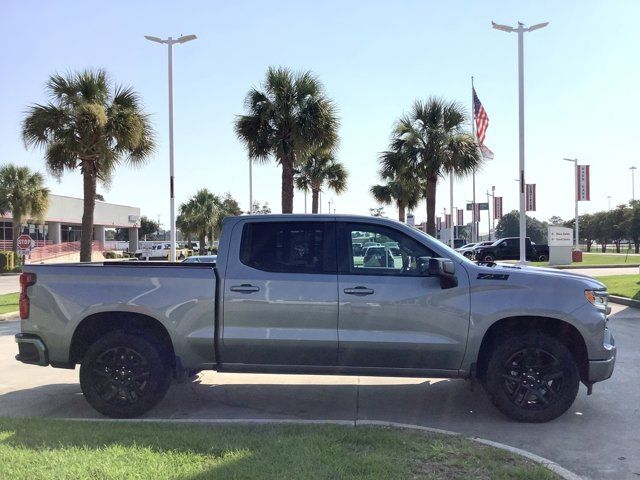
[0,194,140,251]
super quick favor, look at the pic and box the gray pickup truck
[15,215,616,422]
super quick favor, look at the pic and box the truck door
[221,220,338,366]
[336,222,470,371]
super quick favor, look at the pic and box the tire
[538,254,548,262]
[482,254,495,262]
[80,331,171,418]
[484,333,579,422]
[464,252,473,259]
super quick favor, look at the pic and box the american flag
[473,88,489,145]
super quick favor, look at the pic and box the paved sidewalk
[0,304,638,479]
[0,275,19,295]
[564,266,638,277]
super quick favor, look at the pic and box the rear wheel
[482,254,495,262]
[484,333,579,422]
[80,331,171,418]
[538,253,548,262]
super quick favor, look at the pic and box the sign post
[16,234,34,257]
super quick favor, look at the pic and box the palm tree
[390,98,481,236]
[178,189,222,255]
[235,67,339,213]
[295,150,348,213]
[0,165,50,253]
[373,148,422,222]
[22,69,155,261]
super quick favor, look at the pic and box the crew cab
[15,215,615,422]
[475,237,549,263]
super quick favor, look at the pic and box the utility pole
[631,166,637,201]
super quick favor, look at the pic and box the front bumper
[15,333,49,366]
[588,327,616,383]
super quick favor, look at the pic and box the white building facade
[1,194,140,251]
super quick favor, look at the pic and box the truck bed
[20,262,218,370]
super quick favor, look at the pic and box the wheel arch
[70,311,176,369]
[475,315,589,384]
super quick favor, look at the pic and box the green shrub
[102,251,123,259]
[0,251,15,272]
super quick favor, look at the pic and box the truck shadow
[0,375,599,429]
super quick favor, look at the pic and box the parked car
[16,214,614,422]
[456,241,493,259]
[183,255,217,264]
[475,237,549,263]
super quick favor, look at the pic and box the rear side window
[240,222,335,274]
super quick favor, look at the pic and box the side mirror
[427,258,458,289]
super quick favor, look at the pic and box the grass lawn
[0,417,558,480]
[0,293,18,315]
[594,275,640,300]
[503,253,640,268]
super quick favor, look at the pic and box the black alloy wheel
[80,331,171,418]
[484,333,580,422]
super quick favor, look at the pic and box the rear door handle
[344,286,374,296]
[230,284,260,293]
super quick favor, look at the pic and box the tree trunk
[311,188,319,214]
[615,241,621,253]
[11,219,21,255]
[80,168,97,262]
[198,233,206,255]
[397,201,406,223]
[281,154,295,214]
[425,175,437,236]
[635,240,639,254]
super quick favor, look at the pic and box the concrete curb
[609,295,640,309]
[0,311,18,321]
[64,417,582,480]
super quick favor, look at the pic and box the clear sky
[1,0,638,233]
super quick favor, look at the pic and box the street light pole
[607,195,612,211]
[249,158,253,214]
[563,158,579,250]
[631,166,637,201]
[449,172,454,247]
[492,21,548,264]
[144,34,197,262]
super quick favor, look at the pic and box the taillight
[19,272,36,319]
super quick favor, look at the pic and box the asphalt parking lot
[0,304,638,479]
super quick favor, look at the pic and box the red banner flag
[445,214,452,229]
[576,165,590,201]
[493,196,503,219]
[457,209,464,225]
[526,184,536,211]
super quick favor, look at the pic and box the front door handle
[230,284,260,293]
[344,286,374,296]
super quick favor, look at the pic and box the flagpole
[471,76,477,242]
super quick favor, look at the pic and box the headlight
[585,290,608,311]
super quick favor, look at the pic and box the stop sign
[17,234,32,251]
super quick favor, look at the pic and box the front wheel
[80,331,171,418]
[481,254,495,262]
[484,333,579,422]
[537,253,548,262]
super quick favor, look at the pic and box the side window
[240,222,335,274]
[342,223,435,276]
